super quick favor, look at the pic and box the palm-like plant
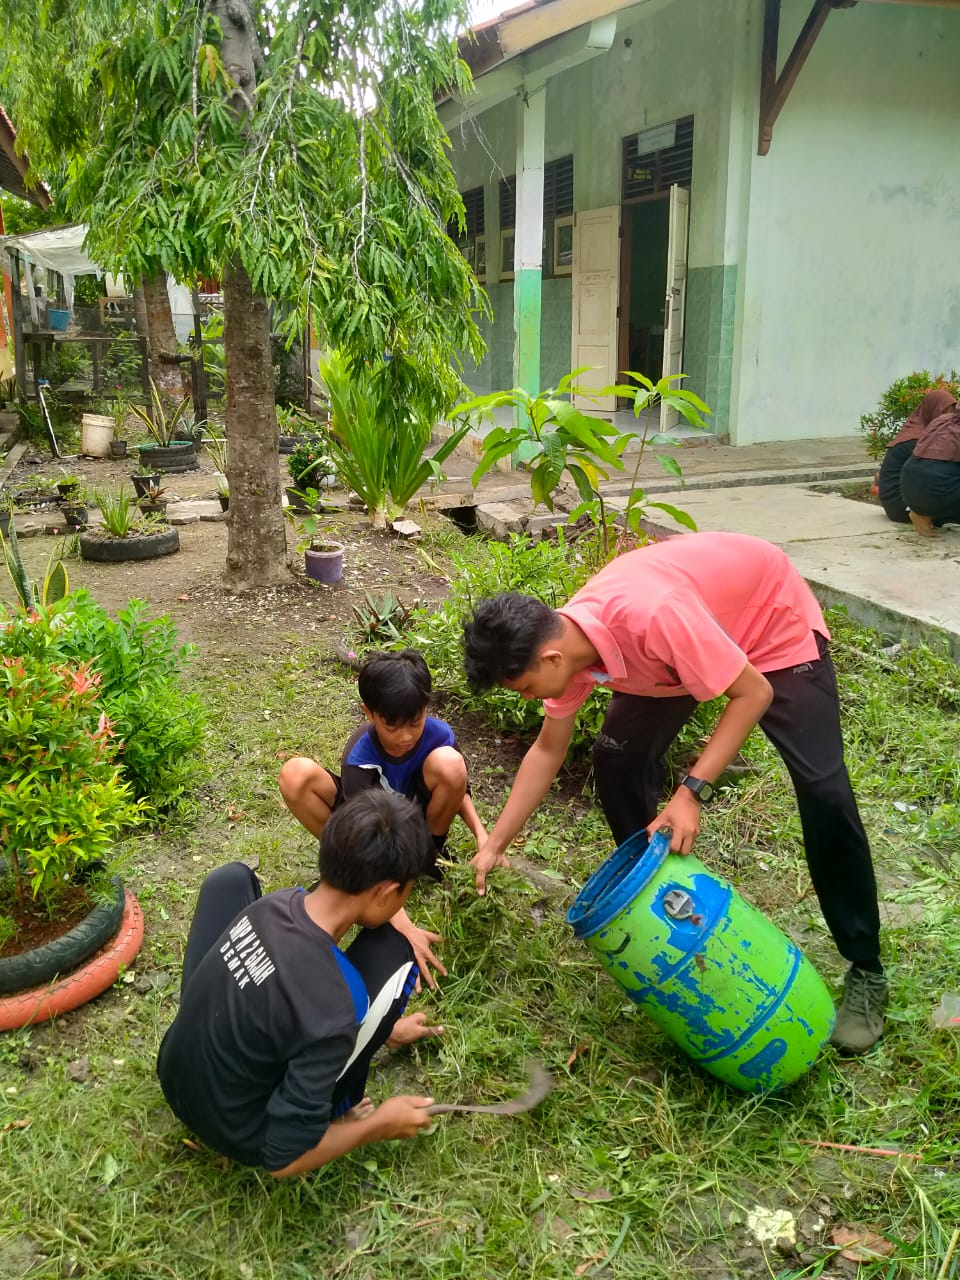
[128,379,193,447]
[317,351,472,530]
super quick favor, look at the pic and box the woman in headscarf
[877,388,957,523]
[900,404,960,537]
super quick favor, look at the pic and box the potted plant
[109,392,130,458]
[205,430,228,494]
[217,477,230,513]
[277,404,314,455]
[132,460,162,500]
[128,379,198,473]
[286,509,343,584]
[60,500,89,529]
[55,473,82,500]
[286,438,333,511]
[80,487,180,563]
[136,481,168,518]
[0,540,144,1026]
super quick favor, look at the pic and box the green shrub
[403,532,610,753]
[859,370,960,459]
[0,593,204,811]
[0,652,142,913]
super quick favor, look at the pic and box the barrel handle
[609,932,631,956]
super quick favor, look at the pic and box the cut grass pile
[1,534,959,1280]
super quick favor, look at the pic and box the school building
[439,0,960,442]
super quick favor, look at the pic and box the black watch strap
[680,774,715,804]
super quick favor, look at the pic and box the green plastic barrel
[567,831,835,1092]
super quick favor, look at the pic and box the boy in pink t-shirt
[462,532,885,1055]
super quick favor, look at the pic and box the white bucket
[81,413,114,458]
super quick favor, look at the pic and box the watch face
[683,776,713,802]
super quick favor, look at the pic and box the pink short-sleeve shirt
[543,532,827,720]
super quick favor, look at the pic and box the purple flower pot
[304,542,343,584]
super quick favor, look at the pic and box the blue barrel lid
[567,829,672,939]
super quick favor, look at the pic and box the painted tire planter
[0,875,125,996]
[0,890,144,1031]
[138,441,198,473]
[304,542,344,584]
[567,830,835,1093]
[79,527,180,562]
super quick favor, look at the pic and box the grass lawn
[1,517,959,1280]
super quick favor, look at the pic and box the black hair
[319,790,435,892]
[462,593,562,690]
[357,649,432,725]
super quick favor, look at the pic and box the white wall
[732,0,960,444]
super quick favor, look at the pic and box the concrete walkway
[437,433,960,660]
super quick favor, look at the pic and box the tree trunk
[141,273,185,395]
[223,260,290,589]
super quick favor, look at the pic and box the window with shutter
[622,117,694,201]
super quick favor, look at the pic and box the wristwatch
[679,774,715,804]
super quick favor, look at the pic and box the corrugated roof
[0,105,52,208]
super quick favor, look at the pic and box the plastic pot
[304,541,343,584]
[132,472,161,499]
[109,439,128,459]
[285,486,321,513]
[218,493,230,512]
[61,504,88,528]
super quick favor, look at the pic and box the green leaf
[646,501,698,531]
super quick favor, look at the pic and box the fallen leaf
[101,1153,119,1186]
[175,594,191,601]
[226,806,247,823]
[566,1042,589,1069]
[1,1117,30,1133]
[831,1226,894,1262]
[569,1186,614,1202]
[575,1256,606,1277]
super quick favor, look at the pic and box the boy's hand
[375,1095,435,1140]
[471,840,510,896]
[392,913,447,990]
[386,1011,445,1048]
[647,787,701,855]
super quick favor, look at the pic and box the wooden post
[759,0,846,155]
[10,253,27,402]
[191,288,208,427]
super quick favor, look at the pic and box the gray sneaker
[830,966,889,1054]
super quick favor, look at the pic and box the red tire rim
[0,891,144,1031]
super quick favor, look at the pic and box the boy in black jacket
[157,791,442,1177]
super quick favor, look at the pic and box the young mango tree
[462,370,710,557]
[0,0,485,588]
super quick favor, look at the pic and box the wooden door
[571,205,620,411]
[660,184,690,432]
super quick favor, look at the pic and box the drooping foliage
[0,0,488,583]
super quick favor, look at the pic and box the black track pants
[591,635,881,966]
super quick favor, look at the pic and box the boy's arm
[471,711,577,895]
[268,1095,435,1178]
[458,792,486,846]
[649,661,772,854]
